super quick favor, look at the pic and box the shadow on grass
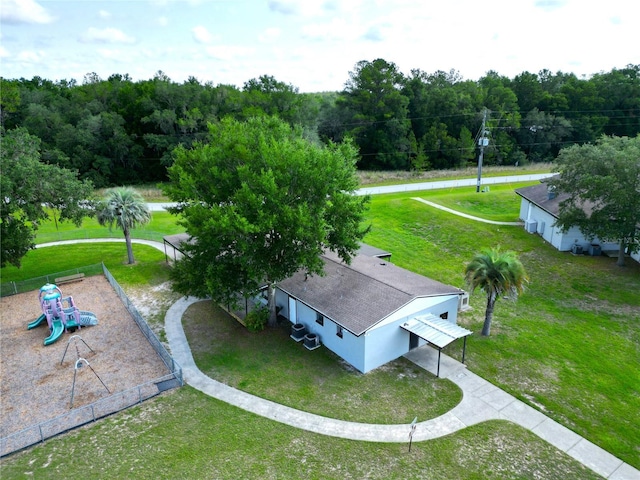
[183,300,462,425]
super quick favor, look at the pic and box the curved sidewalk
[165,297,638,480]
[411,198,523,226]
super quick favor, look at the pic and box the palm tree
[464,247,528,336]
[97,187,151,264]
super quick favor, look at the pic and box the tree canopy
[163,116,370,325]
[3,63,638,186]
[465,247,528,336]
[0,127,94,267]
[549,134,640,266]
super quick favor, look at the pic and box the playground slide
[27,314,47,330]
[78,311,98,326]
[44,319,64,346]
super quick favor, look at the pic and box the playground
[0,275,170,439]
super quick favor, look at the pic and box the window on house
[440,312,449,320]
[336,325,343,338]
[316,311,324,326]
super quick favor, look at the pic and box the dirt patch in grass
[0,275,170,439]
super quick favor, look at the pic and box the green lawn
[35,211,184,244]
[0,388,600,480]
[421,183,536,222]
[1,176,638,476]
[364,190,640,469]
[183,301,461,424]
[1,243,170,285]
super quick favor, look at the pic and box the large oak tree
[163,116,370,326]
[549,135,640,266]
[1,127,94,267]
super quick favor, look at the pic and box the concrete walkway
[165,296,639,480]
[411,198,523,225]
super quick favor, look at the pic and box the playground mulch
[0,275,170,438]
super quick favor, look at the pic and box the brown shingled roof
[278,252,462,336]
[515,176,596,218]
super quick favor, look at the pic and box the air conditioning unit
[525,220,537,233]
[571,244,583,255]
[458,292,471,311]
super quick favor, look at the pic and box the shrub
[245,305,269,332]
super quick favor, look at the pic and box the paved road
[147,173,554,211]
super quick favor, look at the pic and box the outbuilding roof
[400,314,472,349]
[514,176,565,218]
[278,250,463,336]
[515,176,596,218]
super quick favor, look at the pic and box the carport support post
[462,336,467,364]
[437,349,441,378]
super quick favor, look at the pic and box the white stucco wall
[362,295,460,373]
[275,288,461,374]
[519,199,619,253]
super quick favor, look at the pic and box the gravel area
[0,275,170,438]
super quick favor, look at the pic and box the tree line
[1,60,639,186]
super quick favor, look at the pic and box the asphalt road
[147,173,554,211]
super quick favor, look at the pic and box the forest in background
[1,59,638,187]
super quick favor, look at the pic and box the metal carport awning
[401,314,472,377]
[162,233,191,263]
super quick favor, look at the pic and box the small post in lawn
[408,417,417,452]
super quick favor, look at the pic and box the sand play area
[0,275,170,439]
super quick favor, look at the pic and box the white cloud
[259,28,281,43]
[80,27,136,44]
[0,46,10,58]
[99,10,111,19]
[156,16,169,27]
[1,0,55,24]
[192,25,214,44]
[16,49,45,63]
[268,0,299,15]
[205,45,255,61]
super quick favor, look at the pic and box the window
[315,311,324,326]
[336,325,343,338]
[440,312,449,320]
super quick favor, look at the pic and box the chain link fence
[0,264,182,457]
[1,264,104,297]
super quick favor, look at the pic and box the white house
[274,247,470,374]
[515,179,620,255]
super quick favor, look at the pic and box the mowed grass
[35,211,184,244]
[364,188,640,468]
[183,301,461,424]
[1,175,637,476]
[0,388,601,480]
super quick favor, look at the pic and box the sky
[1,0,638,93]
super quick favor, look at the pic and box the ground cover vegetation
[182,300,461,424]
[1,388,601,480]
[1,177,637,475]
[365,191,640,468]
[2,62,638,187]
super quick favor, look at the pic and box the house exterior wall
[277,290,367,372]
[275,288,460,374]
[362,295,460,373]
[519,198,619,253]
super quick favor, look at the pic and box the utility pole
[476,109,489,193]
